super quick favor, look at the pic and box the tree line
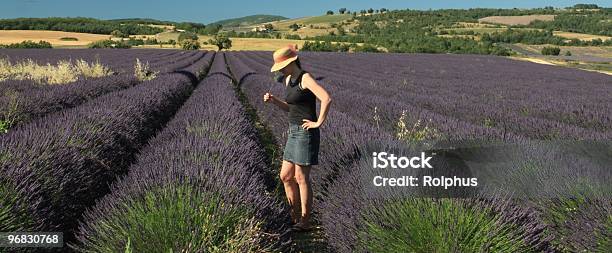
[0,17,224,36]
[0,17,165,35]
[0,40,52,49]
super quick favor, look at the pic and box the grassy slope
[270,14,353,30]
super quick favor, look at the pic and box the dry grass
[443,27,542,34]
[145,24,175,30]
[155,31,181,43]
[138,37,361,51]
[514,44,612,58]
[437,34,480,40]
[134,58,158,81]
[478,15,556,26]
[509,55,612,75]
[0,30,110,47]
[0,58,113,84]
[553,31,612,41]
[196,37,305,51]
[510,56,556,65]
[454,22,503,28]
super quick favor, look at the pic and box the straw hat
[270,45,298,72]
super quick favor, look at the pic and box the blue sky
[2,0,611,24]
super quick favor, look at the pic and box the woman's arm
[300,73,332,130]
[264,93,289,112]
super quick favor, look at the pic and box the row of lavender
[230,51,519,141]
[72,53,290,252]
[244,51,611,140]
[0,49,199,75]
[226,52,537,251]
[0,50,210,130]
[0,51,215,247]
[226,51,610,252]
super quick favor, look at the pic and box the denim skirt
[283,124,320,166]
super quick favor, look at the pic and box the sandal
[290,222,313,232]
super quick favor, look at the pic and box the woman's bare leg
[294,164,313,226]
[280,160,300,223]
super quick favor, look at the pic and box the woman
[263,45,332,231]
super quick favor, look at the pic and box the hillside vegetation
[300,6,611,54]
[210,14,288,28]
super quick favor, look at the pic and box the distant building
[251,25,272,32]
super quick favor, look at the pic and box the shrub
[77,185,268,253]
[491,45,512,56]
[88,39,131,49]
[126,38,144,46]
[110,30,126,38]
[60,37,79,41]
[360,198,538,252]
[353,43,381,53]
[541,46,561,56]
[144,38,158,45]
[302,41,351,52]
[0,40,52,49]
[285,34,301,40]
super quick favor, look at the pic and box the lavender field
[0,49,610,252]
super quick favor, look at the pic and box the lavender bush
[0,54,213,244]
[73,73,290,252]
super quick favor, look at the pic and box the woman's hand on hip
[302,119,320,130]
[263,92,274,103]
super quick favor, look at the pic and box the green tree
[339,8,347,14]
[178,32,199,42]
[202,24,222,35]
[110,30,125,38]
[326,10,334,15]
[181,39,201,50]
[289,23,300,31]
[208,34,232,51]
